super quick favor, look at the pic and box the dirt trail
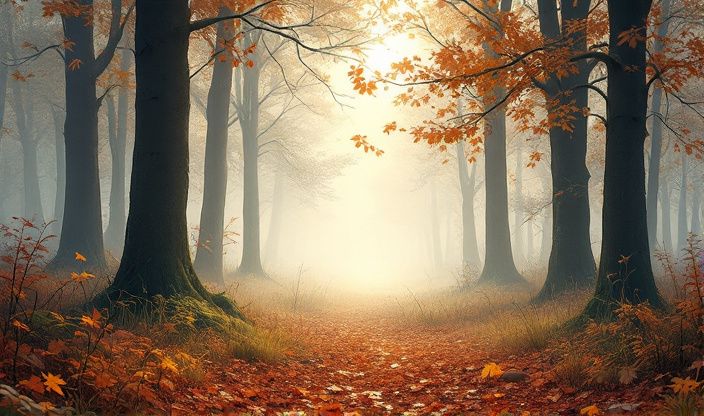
[171,306,657,415]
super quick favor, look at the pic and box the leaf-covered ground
[170,305,659,415]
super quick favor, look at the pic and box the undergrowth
[0,218,293,415]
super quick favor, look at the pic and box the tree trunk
[645,0,672,251]
[429,179,442,270]
[237,35,265,277]
[535,0,596,301]
[51,108,65,236]
[194,11,235,285]
[10,82,44,222]
[0,3,9,143]
[660,180,673,252]
[263,170,284,266]
[456,141,481,266]
[692,183,701,236]
[477,0,525,286]
[104,49,131,257]
[582,0,663,319]
[103,0,238,317]
[478,98,525,285]
[513,142,525,266]
[677,152,688,253]
[49,6,107,271]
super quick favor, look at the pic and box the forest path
[171,305,653,415]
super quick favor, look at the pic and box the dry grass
[389,267,591,353]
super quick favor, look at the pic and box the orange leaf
[42,372,67,396]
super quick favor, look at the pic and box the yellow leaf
[481,362,503,379]
[74,252,87,262]
[42,372,67,396]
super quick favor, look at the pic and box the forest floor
[167,291,660,415]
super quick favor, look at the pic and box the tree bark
[49,3,106,271]
[677,152,688,253]
[476,0,525,286]
[194,10,235,285]
[478,98,525,285]
[51,108,65,237]
[236,32,265,276]
[692,182,701,236]
[534,0,596,301]
[660,179,673,252]
[104,49,131,257]
[103,0,238,318]
[429,179,442,270]
[0,3,9,143]
[263,170,285,266]
[582,0,664,319]
[10,81,44,222]
[456,141,481,266]
[513,142,525,266]
[645,0,672,251]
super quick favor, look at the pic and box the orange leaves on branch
[351,134,384,157]
[347,65,378,96]
[42,0,84,18]
[391,57,414,74]
[383,121,397,135]
[80,308,104,330]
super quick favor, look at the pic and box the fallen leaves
[481,362,504,379]
[41,372,66,396]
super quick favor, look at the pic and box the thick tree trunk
[478,99,525,285]
[645,0,672,251]
[237,38,265,277]
[456,142,481,266]
[194,12,235,285]
[51,108,65,236]
[104,50,131,257]
[677,152,688,253]
[50,7,107,271]
[535,0,595,301]
[583,0,663,319]
[476,0,525,285]
[104,0,238,318]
